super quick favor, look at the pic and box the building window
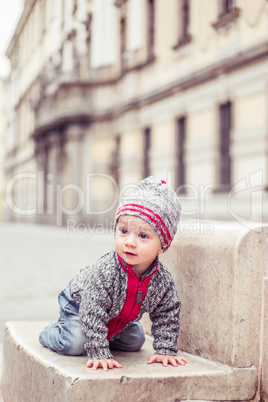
[147,0,155,57]
[181,0,190,40]
[212,0,240,31]
[43,145,49,213]
[173,0,191,49]
[120,16,127,70]
[177,117,186,192]
[218,0,236,17]
[110,136,121,184]
[144,127,151,178]
[219,102,232,188]
[86,13,92,67]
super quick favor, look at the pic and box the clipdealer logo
[4,170,264,231]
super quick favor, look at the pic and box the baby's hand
[147,354,188,367]
[86,358,122,371]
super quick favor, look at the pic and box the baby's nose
[125,233,136,247]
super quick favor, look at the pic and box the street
[0,222,114,343]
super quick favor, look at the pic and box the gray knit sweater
[71,249,181,360]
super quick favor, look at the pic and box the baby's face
[115,215,163,275]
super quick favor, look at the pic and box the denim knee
[110,321,145,352]
[39,281,86,356]
[59,321,86,356]
[39,319,86,356]
[127,322,146,351]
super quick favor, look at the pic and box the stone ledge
[1,322,258,402]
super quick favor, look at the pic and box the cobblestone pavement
[0,222,114,344]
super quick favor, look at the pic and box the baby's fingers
[99,360,108,371]
[86,359,94,368]
[147,355,157,364]
[168,356,178,367]
[175,356,188,366]
[86,359,104,370]
[147,354,188,367]
[86,358,122,371]
[112,359,123,369]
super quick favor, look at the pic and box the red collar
[117,253,158,277]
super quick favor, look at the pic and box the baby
[39,176,188,370]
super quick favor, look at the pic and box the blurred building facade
[3,0,268,227]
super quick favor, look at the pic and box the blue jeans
[39,281,145,356]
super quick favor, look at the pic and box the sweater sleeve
[149,278,181,356]
[78,264,114,360]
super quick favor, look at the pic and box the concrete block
[1,322,258,402]
[160,222,268,368]
[262,277,268,399]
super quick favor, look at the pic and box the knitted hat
[114,176,181,252]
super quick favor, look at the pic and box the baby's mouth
[125,251,136,257]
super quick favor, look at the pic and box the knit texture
[115,176,181,252]
[71,249,181,360]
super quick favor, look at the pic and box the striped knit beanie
[115,176,181,252]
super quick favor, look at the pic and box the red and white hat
[114,176,181,252]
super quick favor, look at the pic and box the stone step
[1,322,257,402]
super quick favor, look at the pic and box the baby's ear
[158,249,164,255]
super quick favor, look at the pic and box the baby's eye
[121,228,128,235]
[140,233,149,239]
